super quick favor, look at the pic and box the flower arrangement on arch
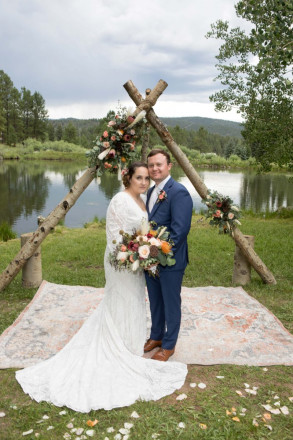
[109,219,175,277]
[86,107,146,176]
[201,190,241,234]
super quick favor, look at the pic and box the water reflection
[0,161,292,236]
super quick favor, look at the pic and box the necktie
[149,186,159,212]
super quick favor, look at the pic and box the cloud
[0,0,246,122]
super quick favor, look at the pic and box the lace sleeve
[106,193,129,252]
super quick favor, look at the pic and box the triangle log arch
[0,80,276,292]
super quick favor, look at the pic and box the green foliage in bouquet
[109,220,175,277]
[86,107,146,176]
[201,190,241,234]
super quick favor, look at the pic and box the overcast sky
[1,0,246,122]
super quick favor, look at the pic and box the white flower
[117,251,128,261]
[98,147,111,160]
[138,245,150,259]
[131,260,140,271]
[130,411,140,418]
[178,422,186,429]
[148,237,161,246]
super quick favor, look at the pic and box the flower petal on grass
[264,424,273,431]
[124,423,133,429]
[86,430,95,437]
[178,422,186,429]
[199,423,207,430]
[107,427,115,433]
[198,383,206,389]
[59,410,67,415]
[151,435,160,439]
[216,376,225,379]
[119,428,130,435]
[42,415,49,419]
[76,428,84,435]
[87,420,98,427]
[114,434,122,440]
[130,411,140,418]
[67,423,74,429]
[232,417,240,422]
[252,419,259,427]
[288,397,293,402]
[22,430,34,436]
[262,404,281,414]
[176,393,187,400]
[281,406,289,415]
[63,435,71,440]
[0,412,5,417]
[263,413,271,421]
[47,426,54,430]
[236,390,243,396]
[189,383,196,388]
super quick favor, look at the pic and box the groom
[144,149,193,362]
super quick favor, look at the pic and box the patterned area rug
[1,280,293,368]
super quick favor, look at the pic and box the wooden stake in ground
[0,81,167,292]
[123,79,277,285]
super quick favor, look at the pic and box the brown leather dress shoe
[144,339,162,353]
[151,348,175,362]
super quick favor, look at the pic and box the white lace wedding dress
[16,191,187,412]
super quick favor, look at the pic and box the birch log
[21,233,42,288]
[123,79,277,285]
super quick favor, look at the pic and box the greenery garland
[86,107,146,176]
[201,190,241,234]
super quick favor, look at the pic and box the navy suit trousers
[146,269,185,350]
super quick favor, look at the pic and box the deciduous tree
[207,0,293,167]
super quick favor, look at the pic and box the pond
[0,160,292,236]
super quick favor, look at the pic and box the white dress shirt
[148,175,171,212]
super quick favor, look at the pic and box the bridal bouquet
[109,219,175,276]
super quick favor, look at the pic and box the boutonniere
[156,189,167,204]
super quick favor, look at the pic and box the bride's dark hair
[122,161,148,188]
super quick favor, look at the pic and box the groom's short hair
[147,149,171,164]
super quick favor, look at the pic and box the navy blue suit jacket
[146,177,193,271]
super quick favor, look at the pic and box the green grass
[0,216,293,439]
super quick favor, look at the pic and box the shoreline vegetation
[1,140,292,172]
[0,215,293,439]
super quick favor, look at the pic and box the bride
[15,161,187,413]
